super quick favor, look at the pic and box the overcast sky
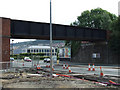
[0,0,119,43]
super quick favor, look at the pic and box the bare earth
[1,72,118,89]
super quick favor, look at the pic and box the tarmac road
[10,60,119,76]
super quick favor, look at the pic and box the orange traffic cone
[22,62,24,66]
[49,65,50,68]
[69,67,71,73]
[100,66,103,77]
[46,63,48,68]
[66,63,69,69]
[88,64,91,71]
[52,68,54,71]
[92,64,95,71]
[39,64,41,69]
[63,63,65,69]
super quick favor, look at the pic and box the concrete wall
[72,42,120,65]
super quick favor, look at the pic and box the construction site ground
[0,60,120,89]
[0,70,119,89]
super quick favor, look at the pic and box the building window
[47,49,49,52]
[34,49,35,53]
[52,49,54,52]
[47,53,49,56]
[34,49,38,53]
[31,49,33,53]
[42,49,44,52]
[55,49,57,52]
[36,49,38,52]
[39,49,41,52]
[27,49,30,53]
[45,49,47,53]
[55,53,56,55]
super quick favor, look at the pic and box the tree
[109,16,120,54]
[71,8,117,30]
[66,8,117,57]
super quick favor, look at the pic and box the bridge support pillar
[0,18,10,69]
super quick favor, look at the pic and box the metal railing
[0,60,58,73]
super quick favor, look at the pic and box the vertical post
[0,18,10,69]
[107,41,109,64]
[6,63,8,72]
[12,40,14,56]
[50,0,53,77]
[32,59,33,68]
[118,1,120,16]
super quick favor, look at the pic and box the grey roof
[28,46,54,49]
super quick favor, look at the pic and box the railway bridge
[0,17,108,68]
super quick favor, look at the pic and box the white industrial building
[22,46,57,57]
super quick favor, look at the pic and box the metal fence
[0,60,54,73]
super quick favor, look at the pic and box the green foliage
[111,16,120,36]
[65,40,71,46]
[11,52,59,60]
[109,36,120,54]
[72,8,117,30]
[109,16,120,54]
[11,53,46,60]
[71,41,81,56]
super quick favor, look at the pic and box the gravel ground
[1,72,118,88]
[2,78,106,88]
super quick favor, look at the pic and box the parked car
[44,58,50,63]
[24,57,32,62]
[10,57,14,61]
[44,58,47,62]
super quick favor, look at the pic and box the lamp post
[50,0,53,77]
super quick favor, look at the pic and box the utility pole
[50,0,53,77]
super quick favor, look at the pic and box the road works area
[0,60,120,89]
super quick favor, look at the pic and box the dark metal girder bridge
[0,17,108,68]
[11,19,107,41]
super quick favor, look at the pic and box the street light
[50,0,53,77]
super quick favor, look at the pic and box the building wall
[22,47,57,57]
[72,42,120,65]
